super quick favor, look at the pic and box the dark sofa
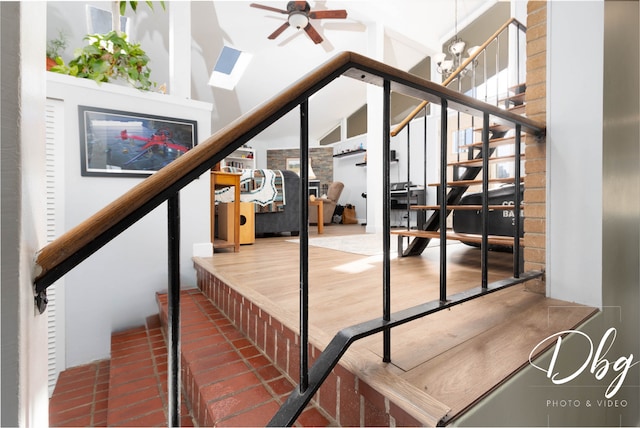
[255,169,300,236]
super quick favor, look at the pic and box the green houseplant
[51,31,155,91]
[46,30,68,70]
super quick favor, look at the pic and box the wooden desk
[309,199,324,234]
[211,171,242,252]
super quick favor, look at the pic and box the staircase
[49,289,335,427]
[393,83,528,257]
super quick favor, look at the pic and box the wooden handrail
[34,49,544,291]
[390,17,526,137]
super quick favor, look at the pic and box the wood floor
[194,224,597,424]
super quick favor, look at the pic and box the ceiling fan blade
[309,9,347,19]
[250,3,288,14]
[304,23,323,44]
[292,1,310,12]
[268,22,290,40]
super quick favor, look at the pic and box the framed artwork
[285,157,301,174]
[78,105,198,177]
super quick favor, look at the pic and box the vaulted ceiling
[189,1,496,142]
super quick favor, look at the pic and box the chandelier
[433,39,480,79]
[433,0,479,79]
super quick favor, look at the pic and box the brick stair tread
[49,289,332,427]
[106,315,195,427]
[49,360,110,427]
[49,316,195,428]
[156,288,334,427]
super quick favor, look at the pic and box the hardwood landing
[194,225,596,425]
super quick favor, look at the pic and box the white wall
[333,136,368,223]
[546,1,603,308]
[1,3,50,426]
[47,73,212,366]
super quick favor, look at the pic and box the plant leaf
[84,45,101,56]
[93,60,110,74]
[119,1,126,16]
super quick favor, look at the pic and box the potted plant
[113,1,165,34]
[50,31,155,91]
[46,30,68,70]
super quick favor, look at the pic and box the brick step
[106,316,194,427]
[50,288,334,427]
[49,360,110,426]
[49,316,194,427]
[156,288,334,427]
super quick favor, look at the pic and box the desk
[309,199,324,234]
[211,171,241,252]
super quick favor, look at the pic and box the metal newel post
[167,192,181,427]
[383,79,392,362]
[439,100,448,303]
[513,124,522,277]
[481,113,490,289]
[299,100,310,391]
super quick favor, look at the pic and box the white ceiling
[190,0,497,142]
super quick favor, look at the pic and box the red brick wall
[524,1,547,274]
[195,265,423,426]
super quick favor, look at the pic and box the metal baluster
[167,193,181,427]
[516,24,521,89]
[513,124,522,278]
[383,80,391,362]
[423,105,428,230]
[481,114,490,289]
[440,100,448,303]
[484,49,488,104]
[496,36,500,107]
[406,122,411,230]
[299,100,310,391]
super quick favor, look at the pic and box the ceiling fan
[250,1,348,44]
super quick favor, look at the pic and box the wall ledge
[46,71,213,113]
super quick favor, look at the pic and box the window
[208,46,253,90]
[86,5,130,34]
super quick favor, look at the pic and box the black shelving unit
[333,148,366,158]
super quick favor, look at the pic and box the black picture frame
[78,105,198,177]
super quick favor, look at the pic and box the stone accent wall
[266,148,334,194]
[195,265,424,427]
[524,1,547,275]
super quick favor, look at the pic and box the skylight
[208,46,252,90]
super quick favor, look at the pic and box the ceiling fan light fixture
[251,2,347,44]
[288,12,309,30]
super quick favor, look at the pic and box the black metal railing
[390,18,528,279]
[35,51,544,427]
[271,101,541,427]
